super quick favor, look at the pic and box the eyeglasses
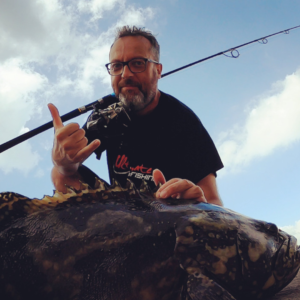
[105,58,160,76]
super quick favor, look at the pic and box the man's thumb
[152,169,166,186]
[48,103,64,130]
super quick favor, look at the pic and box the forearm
[51,165,83,193]
[197,174,223,206]
[206,196,223,206]
[52,160,80,176]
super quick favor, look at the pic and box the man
[49,26,223,206]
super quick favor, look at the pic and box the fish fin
[185,274,236,300]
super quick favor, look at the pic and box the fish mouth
[272,232,300,284]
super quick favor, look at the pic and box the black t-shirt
[83,91,223,189]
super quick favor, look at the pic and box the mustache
[118,79,141,89]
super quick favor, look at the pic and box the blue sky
[1,0,300,237]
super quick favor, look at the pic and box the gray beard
[119,88,156,112]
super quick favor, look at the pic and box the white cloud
[281,220,300,243]
[0,0,74,62]
[0,59,46,173]
[0,0,156,175]
[0,143,41,175]
[0,59,48,105]
[73,4,156,95]
[117,6,155,27]
[0,0,156,94]
[78,0,124,21]
[217,69,300,173]
[34,168,45,178]
[74,39,112,96]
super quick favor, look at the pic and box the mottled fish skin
[0,178,299,300]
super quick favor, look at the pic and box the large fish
[0,179,299,300]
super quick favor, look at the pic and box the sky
[1,0,300,239]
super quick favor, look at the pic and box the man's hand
[48,103,100,176]
[152,169,207,203]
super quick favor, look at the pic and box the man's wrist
[51,166,83,193]
[54,163,80,177]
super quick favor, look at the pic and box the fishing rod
[161,24,300,78]
[1,24,300,154]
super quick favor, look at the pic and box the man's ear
[156,63,163,79]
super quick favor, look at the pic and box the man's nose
[121,65,134,78]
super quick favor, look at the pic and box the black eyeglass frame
[105,58,160,76]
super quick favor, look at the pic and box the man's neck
[136,90,161,116]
